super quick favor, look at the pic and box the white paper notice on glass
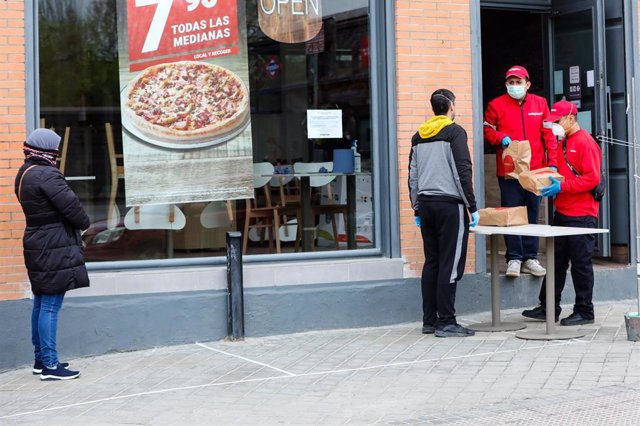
[587,70,595,88]
[569,65,580,84]
[307,109,343,138]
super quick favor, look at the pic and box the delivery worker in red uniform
[484,65,558,278]
[522,100,602,326]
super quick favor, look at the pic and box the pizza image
[123,61,249,143]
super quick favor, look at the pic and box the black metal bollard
[226,231,244,341]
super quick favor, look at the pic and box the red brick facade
[395,0,477,277]
[0,0,28,300]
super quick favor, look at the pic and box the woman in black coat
[15,128,90,381]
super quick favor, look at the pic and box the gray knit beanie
[26,128,61,151]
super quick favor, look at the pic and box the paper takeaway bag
[478,207,528,226]
[502,140,531,179]
[518,167,565,196]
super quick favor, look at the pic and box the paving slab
[1,301,640,424]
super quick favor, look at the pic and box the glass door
[550,0,610,255]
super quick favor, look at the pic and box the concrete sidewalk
[1,301,640,425]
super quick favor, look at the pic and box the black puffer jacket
[15,157,91,295]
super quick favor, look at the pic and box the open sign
[258,0,323,43]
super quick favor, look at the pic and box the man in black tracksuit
[409,89,480,338]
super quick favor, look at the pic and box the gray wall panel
[1,267,635,372]
[605,0,624,19]
[1,291,228,373]
[606,26,626,94]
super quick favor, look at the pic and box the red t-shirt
[484,93,558,176]
[554,128,601,218]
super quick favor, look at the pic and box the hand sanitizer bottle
[352,139,361,172]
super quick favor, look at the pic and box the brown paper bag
[478,207,528,227]
[502,140,531,179]
[518,167,565,195]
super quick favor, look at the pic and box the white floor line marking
[0,375,294,419]
[195,342,296,376]
[1,340,586,420]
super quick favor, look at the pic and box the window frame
[26,0,400,270]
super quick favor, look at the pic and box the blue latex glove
[469,211,480,228]
[414,216,421,228]
[540,176,562,197]
[501,136,511,147]
[549,166,557,172]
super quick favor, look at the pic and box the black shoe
[560,312,594,326]
[522,306,559,322]
[40,364,80,381]
[422,324,435,334]
[33,360,69,375]
[434,323,475,337]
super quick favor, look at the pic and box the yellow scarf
[418,115,453,139]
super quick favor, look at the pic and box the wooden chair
[39,119,70,174]
[58,127,71,174]
[105,123,124,229]
[269,170,301,248]
[201,200,235,229]
[293,162,349,250]
[243,162,282,254]
[124,204,186,230]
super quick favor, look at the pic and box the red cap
[505,65,529,80]
[546,100,579,122]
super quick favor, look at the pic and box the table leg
[346,174,356,249]
[300,176,314,252]
[166,230,174,259]
[468,234,525,332]
[545,236,556,335]
[491,234,500,325]
[516,236,585,340]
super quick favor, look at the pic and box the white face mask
[507,85,526,100]
[551,123,565,139]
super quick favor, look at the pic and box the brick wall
[0,1,28,300]
[395,0,477,277]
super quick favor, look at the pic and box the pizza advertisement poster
[116,0,254,207]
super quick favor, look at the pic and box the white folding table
[471,224,609,340]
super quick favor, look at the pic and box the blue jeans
[498,177,541,262]
[32,293,65,368]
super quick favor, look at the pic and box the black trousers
[539,212,597,318]
[418,199,469,327]
[498,177,541,262]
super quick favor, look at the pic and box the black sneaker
[33,361,69,375]
[422,324,435,334]
[434,323,475,337]
[40,364,80,381]
[560,312,594,326]
[522,306,559,322]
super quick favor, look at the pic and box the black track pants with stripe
[418,199,469,327]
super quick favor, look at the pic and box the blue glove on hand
[540,176,562,197]
[414,216,421,228]
[549,166,557,172]
[469,211,480,228]
[501,136,511,147]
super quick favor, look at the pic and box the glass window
[38,0,375,261]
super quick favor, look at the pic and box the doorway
[480,7,550,258]
[480,1,632,261]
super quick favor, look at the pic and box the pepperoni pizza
[123,61,249,142]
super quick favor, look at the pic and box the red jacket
[554,128,601,218]
[484,93,557,176]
